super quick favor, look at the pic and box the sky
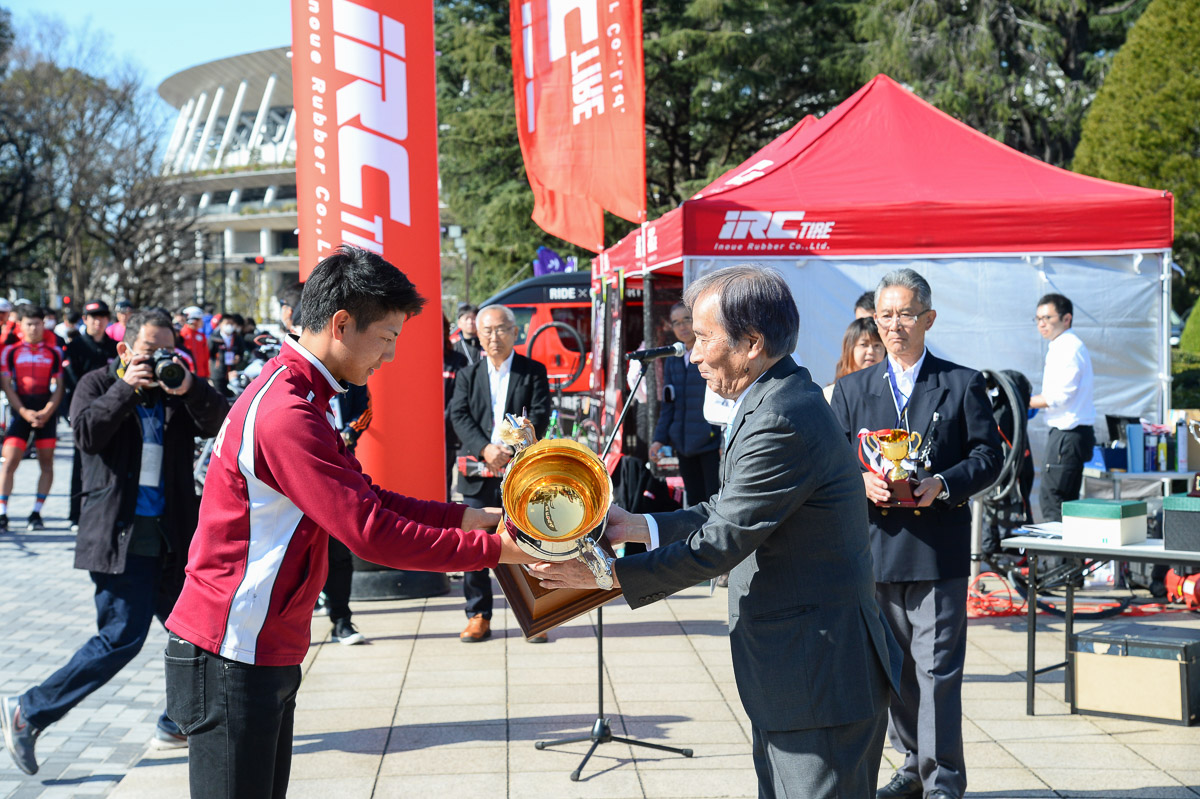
[5,0,293,111]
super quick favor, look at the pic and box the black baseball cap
[83,300,111,316]
[115,299,133,311]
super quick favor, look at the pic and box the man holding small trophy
[830,269,1002,799]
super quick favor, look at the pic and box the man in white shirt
[448,305,551,642]
[1030,293,1096,521]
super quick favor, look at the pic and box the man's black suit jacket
[449,352,551,498]
[830,352,1002,583]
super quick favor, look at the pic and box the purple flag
[534,246,566,276]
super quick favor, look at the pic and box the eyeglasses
[670,317,692,328]
[1033,314,1059,324]
[478,325,515,339]
[874,310,931,329]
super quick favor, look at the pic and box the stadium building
[158,46,298,319]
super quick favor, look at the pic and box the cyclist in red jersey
[0,306,65,531]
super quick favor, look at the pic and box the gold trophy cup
[859,428,923,507]
[493,416,622,638]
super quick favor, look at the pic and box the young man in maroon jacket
[163,245,536,799]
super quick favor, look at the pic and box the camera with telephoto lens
[151,348,187,389]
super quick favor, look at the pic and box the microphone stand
[533,359,693,780]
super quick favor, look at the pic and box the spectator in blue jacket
[648,302,721,507]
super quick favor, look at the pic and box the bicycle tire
[1007,567,1133,620]
[526,321,586,389]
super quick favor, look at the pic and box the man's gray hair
[476,304,517,328]
[875,268,932,310]
[682,265,798,358]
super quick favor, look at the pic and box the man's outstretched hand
[528,558,620,590]
[603,504,650,548]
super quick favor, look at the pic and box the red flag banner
[291,0,445,501]
[511,0,646,252]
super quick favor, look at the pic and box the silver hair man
[875,268,933,311]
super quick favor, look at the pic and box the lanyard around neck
[886,360,912,429]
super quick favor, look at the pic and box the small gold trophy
[859,428,924,508]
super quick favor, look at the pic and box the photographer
[1,311,229,776]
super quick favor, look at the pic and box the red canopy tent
[592,73,1177,432]
[596,74,1172,280]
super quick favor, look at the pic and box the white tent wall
[686,251,1171,518]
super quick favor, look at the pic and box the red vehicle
[474,271,593,394]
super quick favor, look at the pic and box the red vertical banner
[511,0,646,252]
[291,0,444,501]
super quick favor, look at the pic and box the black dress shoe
[876,773,922,799]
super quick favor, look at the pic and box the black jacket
[444,348,469,451]
[63,333,118,417]
[454,336,482,365]
[70,360,229,592]
[830,352,1003,582]
[652,354,719,457]
[449,353,550,497]
[209,333,249,390]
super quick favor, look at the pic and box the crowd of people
[0,252,1098,799]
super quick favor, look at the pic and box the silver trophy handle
[576,536,614,590]
[1188,419,1200,443]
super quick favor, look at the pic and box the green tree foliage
[857,0,1149,167]
[434,1,862,303]
[0,13,194,305]
[1072,0,1200,309]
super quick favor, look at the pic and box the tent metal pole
[1162,251,1173,422]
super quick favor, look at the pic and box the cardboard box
[1062,498,1147,546]
[1072,623,1200,725]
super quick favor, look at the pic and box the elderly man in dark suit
[533,265,898,799]
[450,303,550,643]
[830,269,1002,799]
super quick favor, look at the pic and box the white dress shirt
[487,351,515,445]
[885,348,928,424]
[1040,329,1095,429]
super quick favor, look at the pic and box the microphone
[625,342,686,362]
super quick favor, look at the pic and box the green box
[1164,494,1200,513]
[1062,498,1148,520]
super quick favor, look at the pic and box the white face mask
[220,325,236,337]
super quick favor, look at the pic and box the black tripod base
[535,717,693,781]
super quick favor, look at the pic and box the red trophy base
[1189,472,1200,498]
[494,538,623,638]
[874,476,920,508]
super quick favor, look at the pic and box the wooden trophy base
[1189,472,1200,498]
[874,476,920,509]
[494,538,623,638]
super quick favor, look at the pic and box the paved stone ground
[4,429,1200,797]
[0,427,171,799]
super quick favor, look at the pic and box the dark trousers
[1039,424,1095,522]
[461,482,501,619]
[22,554,163,729]
[876,577,969,798]
[323,536,353,623]
[677,448,720,508]
[69,445,83,524]
[751,661,888,799]
[165,635,302,799]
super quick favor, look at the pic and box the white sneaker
[332,618,366,646]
